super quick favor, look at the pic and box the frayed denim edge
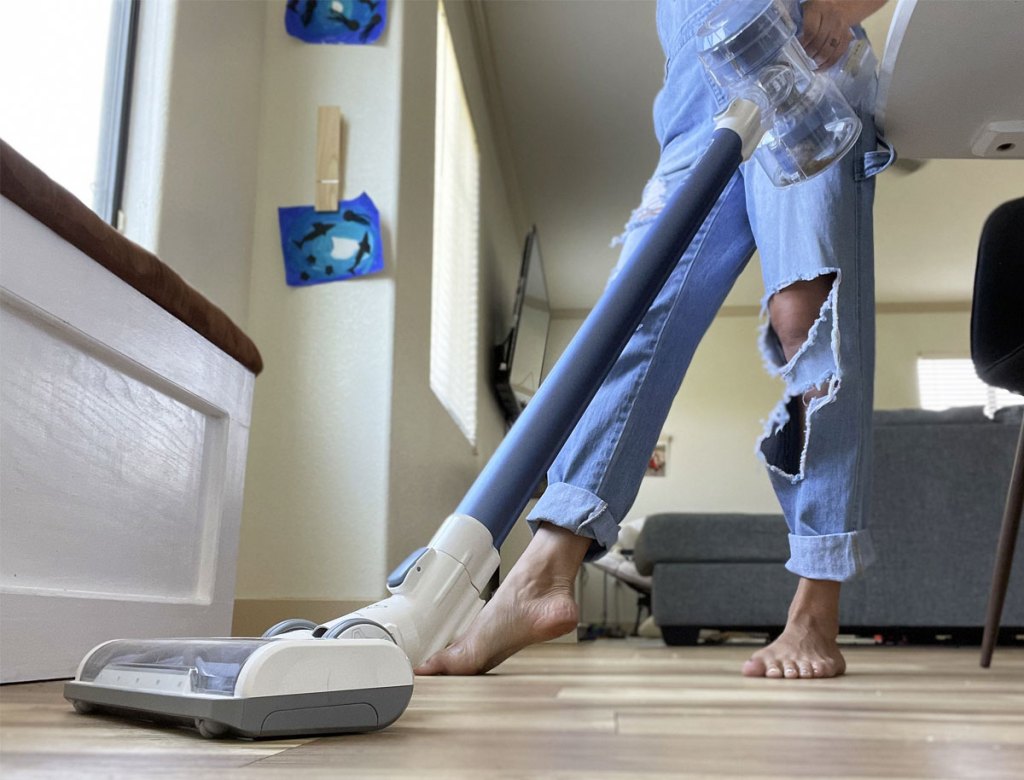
[755,268,843,484]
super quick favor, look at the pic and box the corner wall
[384,0,522,574]
[122,0,265,329]
[233,2,405,616]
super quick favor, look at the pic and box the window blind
[430,3,480,447]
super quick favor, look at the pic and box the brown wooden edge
[1,138,263,375]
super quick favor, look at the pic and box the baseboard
[231,598,382,637]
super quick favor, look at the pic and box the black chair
[976,197,1024,668]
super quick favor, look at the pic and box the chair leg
[633,592,651,636]
[981,415,1024,667]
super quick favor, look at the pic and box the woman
[419,0,891,680]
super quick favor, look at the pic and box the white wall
[233,0,406,603]
[873,310,973,409]
[123,0,265,329]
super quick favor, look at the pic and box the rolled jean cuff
[785,530,876,582]
[526,481,621,559]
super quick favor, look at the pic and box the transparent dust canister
[697,0,862,187]
[825,27,877,111]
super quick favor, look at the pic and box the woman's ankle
[513,522,592,583]
[787,577,841,625]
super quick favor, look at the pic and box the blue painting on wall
[278,193,383,287]
[285,0,387,45]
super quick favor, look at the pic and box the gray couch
[633,406,1024,644]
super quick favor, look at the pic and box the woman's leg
[740,113,880,679]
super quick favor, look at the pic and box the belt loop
[858,136,897,180]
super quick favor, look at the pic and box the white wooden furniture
[1,177,257,683]
[876,0,1024,159]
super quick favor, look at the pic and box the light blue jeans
[527,0,893,582]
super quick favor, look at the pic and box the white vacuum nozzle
[315,514,500,668]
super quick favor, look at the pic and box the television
[493,226,550,423]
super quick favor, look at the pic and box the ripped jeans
[526,0,892,582]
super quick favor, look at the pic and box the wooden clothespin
[315,106,343,212]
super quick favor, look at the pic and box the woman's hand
[798,0,854,69]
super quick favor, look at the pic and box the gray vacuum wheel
[195,718,230,739]
[262,618,319,638]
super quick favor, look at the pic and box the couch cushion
[633,512,790,576]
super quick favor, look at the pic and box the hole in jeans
[756,271,842,483]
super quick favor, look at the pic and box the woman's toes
[742,657,768,677]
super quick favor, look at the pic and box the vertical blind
[431,3,481,447]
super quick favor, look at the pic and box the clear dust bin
[697,0,864,186]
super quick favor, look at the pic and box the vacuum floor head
[64,637,413,739]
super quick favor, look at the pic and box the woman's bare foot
[414,522,591,675]
[742,577,846,679]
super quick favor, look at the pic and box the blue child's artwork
[278,193,383,287]
[285,0,387,45]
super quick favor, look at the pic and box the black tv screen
[494,226,550,422]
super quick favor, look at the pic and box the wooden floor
[2,640,1023,779]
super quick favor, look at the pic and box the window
[0,0,138,224]
[917,357,1024,417]
[431,2,481,447]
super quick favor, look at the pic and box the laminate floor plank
[1,641,1021,779]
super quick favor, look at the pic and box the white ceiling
[479,0,1024,312]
